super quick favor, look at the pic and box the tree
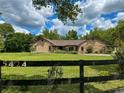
[0,34,4,51]
[0,23,15,52]
[0,23,14,39]
[82,28,116,47]
[40,28,60,40]
[114,20,124,47]
[4,33,33,52]
[83,28,104,40]
[49,29,60,40]
[66,29,78,40]
[32,0,82,22]
[114,20,124,74]
[42,28,50,38]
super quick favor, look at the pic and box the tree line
[82,20,124,48]
[0,23,78,52]
[0,20,124,52]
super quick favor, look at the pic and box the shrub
[54,50,77,54]
[54,50,66,54]
[114,48,124,74]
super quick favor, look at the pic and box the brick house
[31,38,108,54]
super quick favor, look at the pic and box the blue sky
[0,0,124,36]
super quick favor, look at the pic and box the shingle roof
[49,40,86,46]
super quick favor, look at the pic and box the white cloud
[115,12,124,21]
[13,25,30,34]
[81,25,90,36]
[51,19,79,35]
[93,18,117,29]
[0,0,124,35]
[0,20,5,24]
[0,0,53,28]
[37,0,124,35]
[103,0,124,13]
[68,0,124,27]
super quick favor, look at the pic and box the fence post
[0,61,2,93]
[80,60,84,93]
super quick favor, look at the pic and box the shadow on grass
[1,74,105,93]
[103,87,124,93]
[2,72,123,93]
[84,84,102,93]
[89,65,118,75]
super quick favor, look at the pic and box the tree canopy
[114,20,124,47]
[82,20,124,48]
[0,23,14,38]
[33,0,82,22]
[4,33,33,52]
[66,29,78,40]
[0,34,4,51]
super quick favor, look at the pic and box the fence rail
[0,59,124,93]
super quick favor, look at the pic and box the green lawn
[0,52,112,61]
[0,53,124,93]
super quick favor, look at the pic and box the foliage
[113,20,124,74]
[42,28,49,38]
[38,28,61,40]
[82,28,116,47]
[82,20,124,48]
[0,23,14,38]
[66,29,78,40]
[4,33,33,52]
[32,0,82,22]
[54,50,77,54]
[114,20,124,47]
[0,34,4,51]
[49,29,60,39]
[48,66,63,93]
[38,28,78,40]
[115,48,124,74]
[0,23,15,52]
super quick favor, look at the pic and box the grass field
[0,52,112,61]
[0,53,124,93]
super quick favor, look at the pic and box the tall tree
[66,30,78,40]
[41,29,60,40]
[49,29,60,40]
[82,28,116,47]
[42,28,50,38]
[4,33,33,52]
[0,23,14,39]
[114,20,124,47]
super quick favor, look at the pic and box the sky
[0,0,124,36]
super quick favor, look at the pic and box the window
[49,46,51,51]
[86,46,93,53]
[69,47,74,51]
[81,47,84,51]
[59,46,63,50]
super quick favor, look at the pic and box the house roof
[50,40,86,46]
[40,38,86,46]
[33,37,108,47]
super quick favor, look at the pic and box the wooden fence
[0,59,124,93]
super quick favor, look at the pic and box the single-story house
[31,38,109,54]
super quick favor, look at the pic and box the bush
[114,48,124,74]
[54,50,66,54]
[54,50,77,54]
[68,51,77,54]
